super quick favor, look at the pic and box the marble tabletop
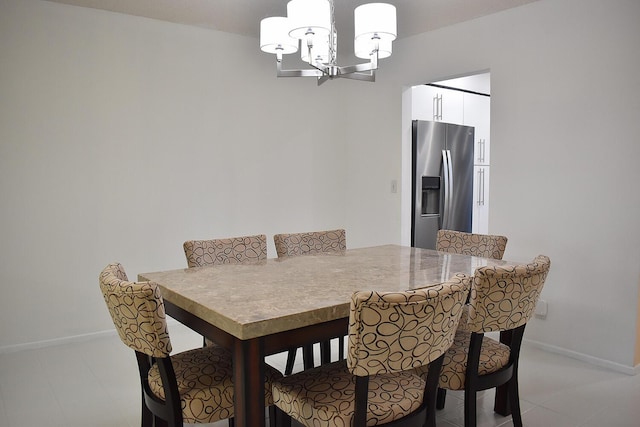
[138,244,512,340]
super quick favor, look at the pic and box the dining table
[138,244,515,427]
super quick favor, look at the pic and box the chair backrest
[347,274,471,377]
[467,255,551,333]
[436,229,508,260]
[183,234,267,267]
[273,228,346,258]
[99,263,172,358]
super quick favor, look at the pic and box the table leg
[233,337,265,427]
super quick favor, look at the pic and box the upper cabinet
[412,85,464,125]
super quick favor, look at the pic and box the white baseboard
[0,329,117,354]
[0,320,185,355]
[524,338,639,376]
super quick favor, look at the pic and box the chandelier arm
[336,72,376,82]
[337,49,378,75]
[338,62,376,75]
[308,60,330,75]
[277,58,324,77]
[317,75,331,86]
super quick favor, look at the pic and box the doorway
[401,72,491,246]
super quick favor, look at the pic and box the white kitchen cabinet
[472,165,490,234]
[464,92,491,234]
[411,85,464,125]
[463,93,491,165]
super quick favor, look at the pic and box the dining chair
[183,234,267,268]
[99,262,282,427]
[273,228,346,258]
[271,273,471,427]
[436,229,508,350]
[183,234,267,347]
[273,229,346,374]
[436,229,508,260]
[414,255,551,427]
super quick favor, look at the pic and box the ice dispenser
[421,176,440,215]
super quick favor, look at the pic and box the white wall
[0,0,355,349]
[2,0,640,371]
[385,0,640,368]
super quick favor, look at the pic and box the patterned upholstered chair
[99,262,282,427]
[414,255,551,427]
[436,229,508,260]
[436,229,508,341]
[273,228,346,258]
[273,229,346,375]
[183,234,267,347]
[272,274,471,427]
[183,234,267,268]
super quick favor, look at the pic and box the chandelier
[260,0,397,85]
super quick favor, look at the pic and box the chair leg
[319,340,331,364]
[284,348,297,375]
[268,406,276,427]
[141,407,152,427]
[493,383,511,415]
[302,344,314,370]
[436,388,447,409]
[275,407,292,427]
[141,391,153,427]
[338,335,345,360]
[154,416,169,427]
[507,374,523,427]
[463,390,477,427]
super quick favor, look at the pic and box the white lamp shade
[260,17,298,54]
[354,36,392,59]
[287,0,330,40]
[301,35,330,64]
[354,3,397,42]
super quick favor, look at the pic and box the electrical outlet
[534,299,548,319]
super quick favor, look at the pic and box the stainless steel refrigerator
[411,120,474,249]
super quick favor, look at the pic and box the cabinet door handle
[477,168,486,206]
[481,168,485,206]
[477,169,482,205]
[433,94,443,121]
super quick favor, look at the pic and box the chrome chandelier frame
[274,0,381,85]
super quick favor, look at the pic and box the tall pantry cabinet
[411,84,491,234]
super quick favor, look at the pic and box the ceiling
[43,0,539,40]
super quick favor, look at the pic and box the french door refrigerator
[411,120,474,249]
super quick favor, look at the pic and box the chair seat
[414,330,510,391]
[149,345,282,423]
[272,360,426,427]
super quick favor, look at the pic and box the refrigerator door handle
[441,150,449,229]
[448,150,454,227]
[442,149,453,230]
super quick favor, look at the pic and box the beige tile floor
[1,322,639,426]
